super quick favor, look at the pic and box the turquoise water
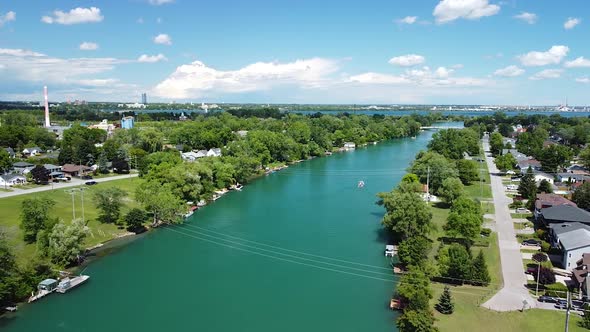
[1,129,439,332]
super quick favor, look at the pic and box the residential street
[0,173,138,199]
[481,136,537,311]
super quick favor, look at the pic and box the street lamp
[533,252,549,296]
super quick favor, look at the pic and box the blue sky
[0,0,589,105]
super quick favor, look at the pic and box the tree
[580,146,590,170]
[518,167,537,198]
[397,309,438,332]
[401,173,420,184]
[20,197,55,243]
[428,128,479,159]
[537,144,574,173]
[538,179,553,193]
[572,182,590,211]
[48,219,89,266]
[471,250,491,286]
[0,234,20,307]
[438,243,472,283]
[397,267,433,311]
[456,159,479,185]
[97,151,109,174]
[535,266,556,285]
[94,187,127,224]
[136,181,184,226]
[581,304,590,329]
[409,151,459,192]
[437,178,464,205]
[112,156,130,174]
[0,149,12,173]
[30,164,50,184]
[435,286,454,314]
[489,132,504,156]
[124,208,148,232]
[397,236,431,267]
[498,123,513,137]
[377,190,433,240]
[494,153,517,173]
[444,211,482,241]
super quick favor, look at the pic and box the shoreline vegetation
[0,109,441,313]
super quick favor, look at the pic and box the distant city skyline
[0,1,589,105]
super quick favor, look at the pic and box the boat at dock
[56,275,90,293]
[28,278,58,302]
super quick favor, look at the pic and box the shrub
[541,241,551,253]
[509,200,524,209]
[480,228,492,237]
[535,229,547,241]
[535,266,556,285]
[544,282,568,298]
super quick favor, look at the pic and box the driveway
[481,137,536,311]
[0,173,138,199]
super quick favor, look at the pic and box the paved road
[481,137,536,311]
[0,173,139,198]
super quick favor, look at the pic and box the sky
[0,0,589,105]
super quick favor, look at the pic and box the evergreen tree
[471,250,491,286]
[538,179,553,194]
[435,286,454,314]
[581,304,590,329]
[97,151,109,174]
[518,166,537,198]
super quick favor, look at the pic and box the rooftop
[535,193,577,210]
[551,223,590,251]
[542,205,590,224]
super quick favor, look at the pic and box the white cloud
[451,64,464,69]
[157,17,162,24]
[576,77,590,84]
[138,54,168,63]
[0,48,45,57]
[348,72,410,85]
[564,57,590,68]
[348,65,488,87]
[435,66,453,78]
[493,65,525,77]
[396,16,418,24]
[148,0,174,5]
[518,45,569,66]
[388,54,425,67]
[137,17,144,24]
[529,69,563,80]
[564,17,581,30]
[79,42,99,51]
[0,11,16,27]
[514,12,537,24]
[153,58,340,99]
[41,7,103,25]
[433,0,500,24]
[154,33,172,45]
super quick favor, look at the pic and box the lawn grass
[482,201,495,215]
[0,177,141,264]
[511,213,533,219]
[0,188,13,192]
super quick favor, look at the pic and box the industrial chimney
[44,86,50,127]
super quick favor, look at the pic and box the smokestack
[44,86,50,127]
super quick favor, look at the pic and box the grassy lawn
[0,188,13,192]
[482,201,495,215]
[0,177,141,264]
[511,213,533,219]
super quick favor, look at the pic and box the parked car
[506,170,516,175]
[571,300,589,310]
[538,295,557,303]
[526,266,537,275]
[516,207,530,214]
[555,299,568,309]
[522,239,541,246]
[85,181,97,185]
[81,175,93,180]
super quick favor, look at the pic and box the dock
[385,245,398,257]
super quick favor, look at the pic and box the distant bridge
[420,126,463,130]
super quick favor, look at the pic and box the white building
[534,171,554,185]
[550,223,590,269]
[207,148,222,157]
[89,120,116,134]
[343,142,356,150]
[0,174,26,187]
[124,103,146,109]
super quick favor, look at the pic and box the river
[0,127,442,332]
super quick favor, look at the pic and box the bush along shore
[1,110,446,313]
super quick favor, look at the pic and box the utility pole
[65,189,76,220]
[565,291,571,332]
[426,166,430,202]
[79,187,87,224]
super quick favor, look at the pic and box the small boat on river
[56,275,90,293]
[357,180,365,188]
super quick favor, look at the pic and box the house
[0,174,26,187]
[3,147,15,158]
[502,138,517,149]
[534,193,577,219]
[518,159,542,173]
[549,223,590,269]
[543,140,558,148]
[44,164,62,173]
[12,161,34,173]
[343,142,356,149]
[22,147,43,156]
[236,130,248,138]
[567,164,589,174]
[557,173,589,184]
[89,119,116,134]
[46,125,71,140]
[538,205,590,227]
[533,171,554,185]
[502,149,529,161]
[572,253,590,299]
[181,151,200,162]
[61,164,92,177]
[207,148,222,157]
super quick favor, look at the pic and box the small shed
[38,279,58,291]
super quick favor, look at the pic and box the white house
[22,147,43,156]
[557,173,589,184]
[0,174,26,187]
[343,142,356,150]
[207,148,222,157]
[181,151,200,162]
[550,223,590,269]
[534,171,554,185]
